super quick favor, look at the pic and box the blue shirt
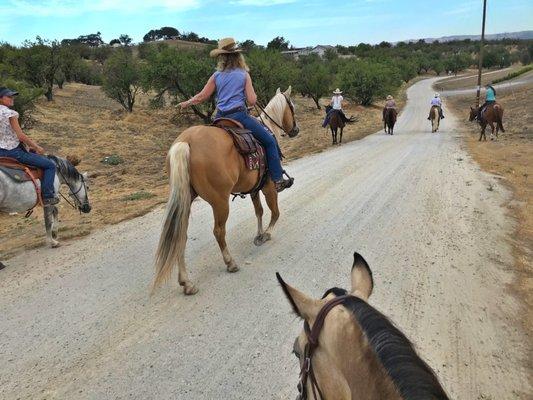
[486,87,496,102]
[214,68,247,112]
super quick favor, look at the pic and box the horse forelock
[333,296,449,400]
[47,155,82,182]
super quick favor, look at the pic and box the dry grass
[0,81,411,258]
[447,83,532,340]
[436,66,524,91]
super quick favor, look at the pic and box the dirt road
[1,78,529,399]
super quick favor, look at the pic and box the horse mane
[261,92,288,129]
[323,288,449,400]
[47,155,81,181]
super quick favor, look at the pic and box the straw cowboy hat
[434,92,440,97]
[333,88,342,95]
[386,95,393,100]
[210,37,243,58]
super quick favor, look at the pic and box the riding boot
[43,197,60,206]
[275,177,294,193]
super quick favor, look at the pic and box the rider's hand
[34,146,45,155]
[178,100,190,109]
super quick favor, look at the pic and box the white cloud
[1,0,200,17]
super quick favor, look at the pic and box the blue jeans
[0,145,57,198]
[217,110,283,181]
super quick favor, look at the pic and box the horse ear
[276,87,281,94]
[82,172,88,180]
[276,273,323,321]
[285,85,292,96]
[350,253,373,300]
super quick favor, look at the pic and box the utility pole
[476,0,487,106]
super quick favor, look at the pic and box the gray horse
[0,155,91,248]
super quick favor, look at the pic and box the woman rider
[0,87,58,205]
[382,95,397,121]
[178,38,293,192]
[477,83,496,121]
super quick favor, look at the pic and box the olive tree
[102,49,141,112]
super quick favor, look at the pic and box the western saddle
[0,157,44,206]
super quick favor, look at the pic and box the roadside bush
[296,55,333,109]
[102,50,141,112]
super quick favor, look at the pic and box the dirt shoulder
[0,80,414,258]
[446,83,532,343]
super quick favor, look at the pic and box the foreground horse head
[468,105,479,122]
[277,253,449,400]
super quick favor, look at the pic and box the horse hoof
[254,235,263,246]
[0,262,6,270]
[51,241,61,248]
[183,284,199,295]
[227,263,239,273]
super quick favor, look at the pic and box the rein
[254,94,296,135]
[56,168,87,211]
[299,294,354,400]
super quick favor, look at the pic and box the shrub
[102,50,141,112]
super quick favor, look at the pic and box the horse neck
[260,94,285,137]
[315,314,402,399]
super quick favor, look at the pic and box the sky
[0,0,531,47]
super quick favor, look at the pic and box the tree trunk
[312,95,321,110]
[45,86,53,101]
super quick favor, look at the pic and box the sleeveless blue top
[214,68,247,112]
[486,87,496,102]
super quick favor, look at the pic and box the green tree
[102,49,141,112]
[141,47,215,121]
[266,36,290,51]
[396,59,418,82]
[246,49,298,103]
[338,60,401,106]
[296,56,332,109]
[119,34,133,46]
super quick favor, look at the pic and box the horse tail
[152,141,191,292]
[495,105,505,132]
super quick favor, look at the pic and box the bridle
[57,168,88,211]
[255,93,298,137]
[298,294,354,400]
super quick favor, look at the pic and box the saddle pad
[0,165,37,182]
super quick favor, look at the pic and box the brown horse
[277,253,449,400]
[326,106,345,145]
[469,103,505,141]
[429,105,440,133]
[153,87,298,295]
[383,107,397,135]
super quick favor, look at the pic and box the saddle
[0,157,44,207]
[211,119,267,196]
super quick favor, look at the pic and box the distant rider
[0,87,58,205]
[428,93,444,120]
[177,38,293,193]
[322,88,353,127]
[383,95,397,120]
[477,83,496,121]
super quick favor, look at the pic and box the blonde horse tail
[152,142,191,292]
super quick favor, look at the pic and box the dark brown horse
[469,103,505,141]
[325,105,345,145]
[383,107,397,135]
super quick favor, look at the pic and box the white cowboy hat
[434,92,440,97]
[386,95,393,100]
[209,37,243,58]
[333,88,342,95]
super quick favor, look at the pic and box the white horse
[0,155,91,248]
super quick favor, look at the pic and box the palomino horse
[469,103,505,141]
[277,253,449,400]
[0,155,91,248]
[429,105,440,133]
[325,106,345,145]
[153,87,299,295]
[383,107,397,135]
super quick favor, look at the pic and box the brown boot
[43,196,60,206]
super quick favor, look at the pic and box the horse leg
[339,127,343,144]
[256,182,279,245]
[252,193,265,246]
[331,127,336,145]
[212,196,238,272]
[489,122,495,140]
[44,205,60,248]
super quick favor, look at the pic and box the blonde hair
[216,53,249,72]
